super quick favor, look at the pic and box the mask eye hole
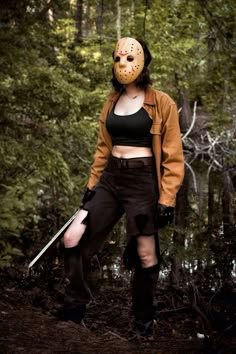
[114,56,120,62]
[127,55,134,62]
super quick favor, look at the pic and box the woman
[62,37,184,338]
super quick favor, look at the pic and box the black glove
[157,203,174,228]
[81,188,96,208]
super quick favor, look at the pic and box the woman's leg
[62,183,123,323]
[64,209,88,248]
[114,158,160,336]
[137,235,158,268]
[132,234,160,337]
[62,210,91,322]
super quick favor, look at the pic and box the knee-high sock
[64,245,91,306]
[132,263,160,322]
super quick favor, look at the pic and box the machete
[28,209,80,269]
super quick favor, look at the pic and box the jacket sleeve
[159,96,185,206]
[87,101,112,189]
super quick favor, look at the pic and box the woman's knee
[137,235,158,268]
[63,209,88,248]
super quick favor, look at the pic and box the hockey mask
[113,37,145,84]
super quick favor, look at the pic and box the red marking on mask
[118,52,128,56]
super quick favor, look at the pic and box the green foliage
[0,240,24,268]
[0,0,235,267]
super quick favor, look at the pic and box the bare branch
[182,101,197,141]
[184,160,198,193]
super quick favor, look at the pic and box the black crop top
[106,107,152,147]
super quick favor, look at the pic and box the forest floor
[0,262,235,354]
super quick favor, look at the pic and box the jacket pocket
[150,123,162,135]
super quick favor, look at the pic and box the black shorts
[83,155,159,250]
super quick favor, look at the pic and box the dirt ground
[0,263,235,354]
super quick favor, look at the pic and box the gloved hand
[80,188,96,208]
[157,203,174,228]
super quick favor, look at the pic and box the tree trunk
[143,0,148,38]
[221,171,235,280]
[174,72,192,133]
[128,0,135,35]
[170,170,188,286]
[76,0,83,43]
[207,171,214,231]
[116,0,121,40]
[84,0,90,38]
[178,89,192,133]
[95,0,104,41]
[222,171,233,236]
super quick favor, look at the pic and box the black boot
[132,263,159,338]
[61,303,86,324]
[60,245,92,324]
[134,319,155,338]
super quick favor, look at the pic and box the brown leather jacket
[87,86,184,207]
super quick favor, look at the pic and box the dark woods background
[0,0,235,349]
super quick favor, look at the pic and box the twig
[207,163,214,180]
[182,101,198,141]
[159,306,188,313]
[184,160,198,193]
[102,331,127,341]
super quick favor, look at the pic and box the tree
[75,0,83,42]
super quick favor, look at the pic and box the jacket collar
[108,85,156,106]
[144,86,156,105]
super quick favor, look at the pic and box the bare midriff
[112,145,153,159]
